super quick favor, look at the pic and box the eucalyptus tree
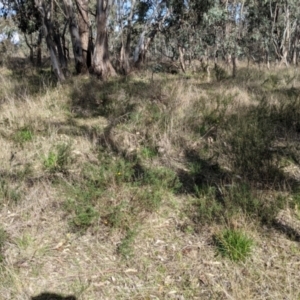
[35,0,67,81]
[92,0,116,79]
[3,0,43,64]
[132,0,169,68]
[116,0,136,74]
[244,0,300,66]
[63,0,86,73]
[75,0,90,71]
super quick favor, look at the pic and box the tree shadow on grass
[31,292,76,300]
[0,57,57,102]
[69,75,167,119]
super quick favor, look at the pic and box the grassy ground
[1,59,300,299]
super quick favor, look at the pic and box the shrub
[43,143,72,173]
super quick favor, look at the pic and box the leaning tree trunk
[75,0,89,73]
[35,0,65,82]
[134,27,158,68]
[133,6,169,68]
[92,0,116,79]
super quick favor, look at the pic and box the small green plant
[193,186,223,224]
[140,146,157,160]
[65,195,98,232]
[141,167,182,192]
[13,127,33,144]
[262,74,281,89]
[0,180,21,205]
[136,187,163,212]
[43,151,58,171]
[107,201,132,229]
[15,234,33,250]
[43,143,72,173]
[117,228,138,259]
[0,227,8,263]
[71,205,98,230]
[214,229,253,262]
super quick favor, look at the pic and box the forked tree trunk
[134,27,158,68]
[75,0,89,73]
[133,6,169,68]
[64,0,85,74]
[92,0,116,79]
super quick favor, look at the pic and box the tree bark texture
[63,0,85,74]
[75,0,90,72]
[35,0,66,82]
[92,0,116,79]
[119,0,135,75]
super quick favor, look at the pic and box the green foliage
[188,93,231,135]
[214,229,253,262]
[0,227,8,263]
[135,187,163,212]
[106,201,132,229]
[0,180,21,205]
[191,183,285,225]
[141,167,182,192]
[63,180,102,233]
[43,143,72,173]
[71,205,98,230]
[61,154,182,233]
[13,127,33,144]
[193,186,223,223]
[139,146,158,160]
[262,74,281,89]
[226,100,276,180]
[117,228,138,259]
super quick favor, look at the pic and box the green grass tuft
[214,229,253,262]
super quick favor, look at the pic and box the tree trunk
[120,40,131,75]
[232,54,237,78]
[279,3,290,67]
[35,0,65,82]
[133,5,169,68]
[23,34,34,63]
[53,27,68,73]
[178,46,186,73]
[119,0,135,75]
[63,0,85,74]
[36,28,43,67]
[92,0,116,79]
[291,23,299,65]
[75,0,89,73]
[134,27,158,68]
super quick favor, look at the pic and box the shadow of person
[31,292,77,300]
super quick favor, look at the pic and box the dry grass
[0,62,300,300]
